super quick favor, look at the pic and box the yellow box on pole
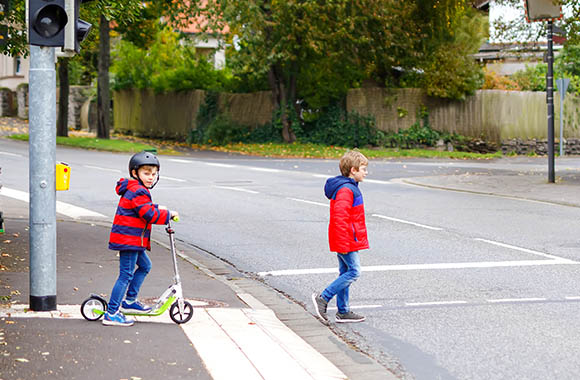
[56,162,71,191]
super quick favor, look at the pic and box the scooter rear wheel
[81,296,107,321]
[169,301,193,324]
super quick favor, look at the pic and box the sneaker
[121,300,152,314]
[311,293,328,323]
[335,311,366,323]
[102,311,134,326]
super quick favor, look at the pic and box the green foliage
[112,28,230,93]
[299,105,378,148]
[511,65,547,92]
[189,92,220,144]
[421,6,487,100]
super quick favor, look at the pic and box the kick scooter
[80,218,194,324]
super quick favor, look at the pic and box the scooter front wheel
[81,296,107,321]
[169,300,193,324]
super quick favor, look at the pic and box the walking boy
[104,151,178,326]
[312,150,369,323]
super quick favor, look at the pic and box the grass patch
[8,134,502,159]
[211,142,502,160]
[9,134,163,153]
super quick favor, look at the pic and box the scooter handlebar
[171,216,180,222]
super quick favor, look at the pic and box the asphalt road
[2,138,580,380]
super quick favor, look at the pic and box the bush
[300,105,377,148]
[112,28,232,93]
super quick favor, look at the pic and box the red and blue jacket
[109,178,170,252]
[324,176,369,253]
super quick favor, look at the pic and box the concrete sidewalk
[401,168,580,208]
[0,196,394,380]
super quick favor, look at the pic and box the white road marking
[257,259,577,277]
[168,158,194,164]
[55,201,107,218]
[487,298,547,303]
[328,305,383,311]
[287,197,329,208]
[0,186,28,202]
[214,185,259,194]
[405,301,467,307]
[565,296,580,300]
[372,214,443,231]
[0,187,106,219]
[206,162,236,168]
[0,151,21,157]
[364,179,392,185]
[248,167,281,173]
[473,238,575,262]
[311,174,329,179]
[83,165,122,173]
[162,176,187,182]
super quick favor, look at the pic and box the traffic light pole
[29,45,57,311]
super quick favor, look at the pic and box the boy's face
[350,165,368,183]
[133,166,158,188]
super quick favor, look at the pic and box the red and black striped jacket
[108,178,170,251]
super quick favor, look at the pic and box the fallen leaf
[15,358,29,363]
[3,240,11,244]
[12,233,19,238]
[1,253,10,257]
[123,340,131,344]
[73,287,78,291]
[41,352,49,356]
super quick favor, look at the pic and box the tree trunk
[268,65,296,143]
[57,58,69,137]
[97,14,110,139]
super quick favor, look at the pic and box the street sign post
[556,78,570,157]
[524,0,563,184]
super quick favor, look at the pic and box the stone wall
[0,88,15,116]
[68,86,91,129]
[501,138,580,155]
[14,84,90,127]
[16,84,27,119]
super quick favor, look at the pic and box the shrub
[112,28,231,93]
[300,105,377,148]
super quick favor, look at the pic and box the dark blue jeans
[321,251,361,314]
[107,250,152,314]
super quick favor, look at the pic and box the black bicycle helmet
[128,151,160,188]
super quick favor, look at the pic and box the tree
[491,0,580,44]
[190,1,489,141]
[57,58,69,137]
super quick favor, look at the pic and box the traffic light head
[63,0,92,53]
[28,0,68,47]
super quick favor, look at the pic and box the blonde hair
[339,150,368,177]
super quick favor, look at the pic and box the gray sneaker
[311,293,328,322]
[335,311,366,323]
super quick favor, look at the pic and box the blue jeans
[107,250,152,314]
[321,251,361,314]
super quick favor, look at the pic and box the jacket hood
[115,178,140,196]
[324,176,357,200]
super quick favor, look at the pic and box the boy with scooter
[104,151,179,327]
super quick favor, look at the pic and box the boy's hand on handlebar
[170,211,180,221]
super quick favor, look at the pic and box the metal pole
[29,45,57,311]
[560,93,564,157]
[547,21,555,183]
